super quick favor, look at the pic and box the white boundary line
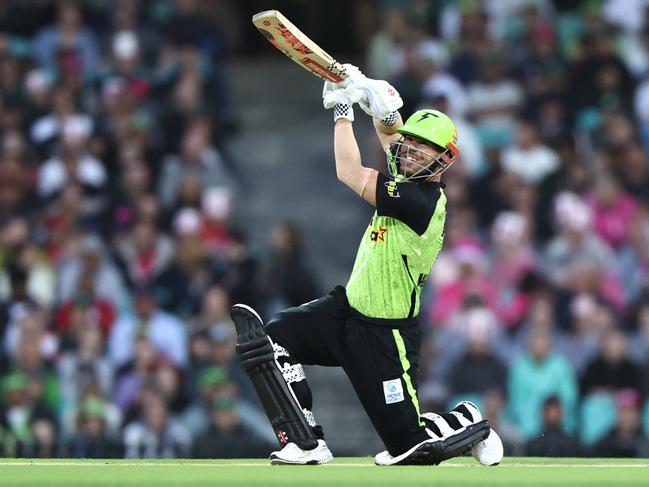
[0,462,647,468]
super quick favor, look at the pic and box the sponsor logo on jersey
[383,379,404,404]
[370,226,387,242]
[385,180,400,198]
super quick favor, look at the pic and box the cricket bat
[252,10,348,83]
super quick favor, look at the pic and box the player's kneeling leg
[231,304,332,465]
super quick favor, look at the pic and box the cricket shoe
[451,401,504,466]
[270,439,333,465]
[374,420,490,466]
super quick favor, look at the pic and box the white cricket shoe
[453,401,504,466]
[374,439,444,466]
[269,439,333,465]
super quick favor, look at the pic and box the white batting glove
[322,64,366,109]
[356,78,403,120]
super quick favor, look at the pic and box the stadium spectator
[585,176,640,250]
[628,298,649,365]
[567,31,634,119]
[614,209,649,304]
[556,294,602,374]
[18,417,60,458]
[508,329,577,438]
[500,120,559,184]
[445,309,507,398]
[155,216,217,315]
[366,7,409,82]
[123,391,191,458]
[465,51,525,149]
[32,1,99,82]
[154,360,187,414]
[428,243,499,326]
[29,88,93,159]
[544,192,613,289]
[1,371,54,450]
[56,235,127,310]
[108,286,187,369]
[68,398,123,459]
[158,120,233,210]
[192,396,272,459]
[0,133,36,223]
[525,396,581,457]
[0,219,54,304]
[580,328,643,397]
[0,263,40,352]
[216,230,259,308]
[591,389,649,457]
[606,138,649,204]
[57,320,113,435]
[181,366,273,445]
[416,41,467,118]
[261,222,320,317]
[113,336,157,415]
[114,220,175,290]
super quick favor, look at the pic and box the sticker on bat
[276,23,313,54]
[302,59,344,82]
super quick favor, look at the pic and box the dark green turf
[0,457,646,486]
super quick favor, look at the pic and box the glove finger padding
[323,64,366,109]
[358,78,403,119]
[338,63,364,89]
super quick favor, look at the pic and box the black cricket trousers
[265,286,430,456]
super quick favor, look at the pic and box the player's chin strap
[232,307,318,451]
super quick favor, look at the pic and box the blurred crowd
[1,0,649,460]
[0,0,324,458]
[366,0,649,458]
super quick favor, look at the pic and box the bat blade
[252,10,348,83]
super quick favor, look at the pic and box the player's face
[400,136,445,177]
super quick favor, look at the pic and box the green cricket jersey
[346,172,446,320]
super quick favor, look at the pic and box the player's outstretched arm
[334,117,378,207]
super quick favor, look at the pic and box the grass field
[0,457,647,486]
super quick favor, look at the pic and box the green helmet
[398,110,458,150]
[387,109,459,181]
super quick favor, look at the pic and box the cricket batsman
[231,66,504,466]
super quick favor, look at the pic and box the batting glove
[356,78,403,120]
[322,64,366,110]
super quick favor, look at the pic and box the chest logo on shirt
[385,180,401,198]
[370,226,387,242]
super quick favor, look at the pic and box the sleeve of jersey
[375,172,436,236]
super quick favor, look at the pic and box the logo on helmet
[416,111,438,123]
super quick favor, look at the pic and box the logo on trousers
[383,379,404,404]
